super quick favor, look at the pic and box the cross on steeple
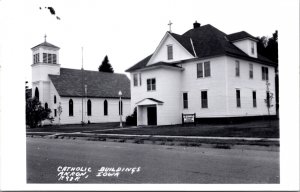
[44,34,47,42]
[168,20,173,32]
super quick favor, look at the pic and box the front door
[147,106,157,125]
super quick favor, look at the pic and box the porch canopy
[136,98,164,106]
[136,98,163,126]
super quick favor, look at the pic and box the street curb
[27,132,279,142]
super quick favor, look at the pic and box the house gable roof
[146,32,194,65]
[126,24,277,72]
[49,68,130,98]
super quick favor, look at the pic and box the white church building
[31,38,131,125]
[126,22,277,126]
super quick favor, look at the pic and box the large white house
[31,38,131,125]
[126,22,277,126]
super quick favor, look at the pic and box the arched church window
[54,95,56,104]
[104,100,108,116]
[119,100,123,115]
[69,99,73,116]
[45,102,48,109]
[34,87,39,100]
[87,99,92,116]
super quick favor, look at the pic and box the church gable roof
[49,68,131,98]
[126,24,277,72]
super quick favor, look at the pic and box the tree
[57,102,63,126]
[98,55,114,73]
[264,80,274,127]
[25,81,32,99]
[257,30,279,117]
[26,97,53,128]
[257,30,278,63]
[264,80,274,116]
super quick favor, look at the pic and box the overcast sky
[0,0,289,87]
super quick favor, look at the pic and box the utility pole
[81,47,84,126]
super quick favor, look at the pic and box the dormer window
[251,42,255,55]
[167,45,173,60]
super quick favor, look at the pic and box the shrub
[125,107,137,126]
[26,97,53,128]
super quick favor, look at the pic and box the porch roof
[136,98,164,106]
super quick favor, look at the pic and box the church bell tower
[31,35,60,105]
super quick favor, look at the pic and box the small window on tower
[43,53,47,63]
[53,54,57,64]
[36,53,39,63]
[48,53,52,63]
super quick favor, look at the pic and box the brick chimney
[193,21,201,29]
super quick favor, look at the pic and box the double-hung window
[147,78,156,91]
[262,67,269,80]
[183,92,188,109]
[251,42,255,55]
[197,61,210,78]
[133,73,142,86]
[167,45,173,60]
[139,73,142,86]
[236,89,241,107]
[235,60,240,77]
[133,74,138,86]
[249,63,253,79]
[201,91,208,108]
[252,91,257,108]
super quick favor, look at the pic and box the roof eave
[230,37,259,43]
[225,52,277,67]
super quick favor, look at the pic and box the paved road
[27,137,279,183]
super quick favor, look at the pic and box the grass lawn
[26,122,122,133]
[99,120,279,138]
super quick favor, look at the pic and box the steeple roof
[31,41,60,50]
